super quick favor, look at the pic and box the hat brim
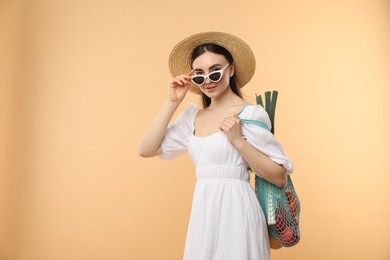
[169,31,256,95]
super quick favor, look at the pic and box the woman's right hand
[168,70,193,103]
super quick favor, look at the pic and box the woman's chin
[202,92,219,99]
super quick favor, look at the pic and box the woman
[138,32,293,260]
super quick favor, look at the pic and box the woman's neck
[208,87,245,109]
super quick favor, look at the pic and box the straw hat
[168,31,256,95]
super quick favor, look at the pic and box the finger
[181,75,192,84]
[224,118,240,126]
[220,121,238,131]
[223,119,235,126]
[183,73,193,81]
[230,116,241,124]
[175,77,189,86]
[219,124,228,132]
[221,121,233,129]
[176,75,188,83]
[172,78,184,86]
[230,114,241,122]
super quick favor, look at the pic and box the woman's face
[191,52,234,99]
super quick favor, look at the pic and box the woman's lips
[205,86,217,92]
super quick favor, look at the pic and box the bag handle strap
[236,94,278,132]
[237,104,269,131]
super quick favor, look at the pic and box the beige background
[1,0,389,259]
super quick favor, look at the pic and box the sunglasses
[191,63,230,86]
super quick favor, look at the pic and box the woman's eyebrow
[209,64,222,70]
[193,64,223,71]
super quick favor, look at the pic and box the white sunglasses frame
[191,63,230,86]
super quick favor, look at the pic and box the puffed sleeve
[240,105,294,174]
[159,103,198,160]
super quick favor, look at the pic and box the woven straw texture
[168,31,256,94]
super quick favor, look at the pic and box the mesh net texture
[255,175,300,248]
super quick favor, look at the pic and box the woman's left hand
[219,114,245,147]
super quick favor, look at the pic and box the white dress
[160,103,294,260]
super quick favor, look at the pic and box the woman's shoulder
[176,102,198,115]
[238,103,268,116]
[238,103,272,129]
[176,102,199,122]
[184,102,199,113]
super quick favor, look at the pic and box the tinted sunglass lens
[192,76,205,85]
[209,72,222,82]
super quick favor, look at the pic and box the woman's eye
[196,72,204,75]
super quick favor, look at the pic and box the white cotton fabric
[160,103,294,260]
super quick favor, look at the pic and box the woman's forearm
[138,100,180,157]
[233,138,287,187]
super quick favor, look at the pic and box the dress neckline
[191,103,252,138]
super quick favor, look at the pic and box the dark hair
[191,43,242,108]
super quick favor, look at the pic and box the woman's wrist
[165,98,181,109]
[231,136,247,150]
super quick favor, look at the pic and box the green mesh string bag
[254,91,301,249]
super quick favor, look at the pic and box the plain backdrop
[1,0,389,259]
